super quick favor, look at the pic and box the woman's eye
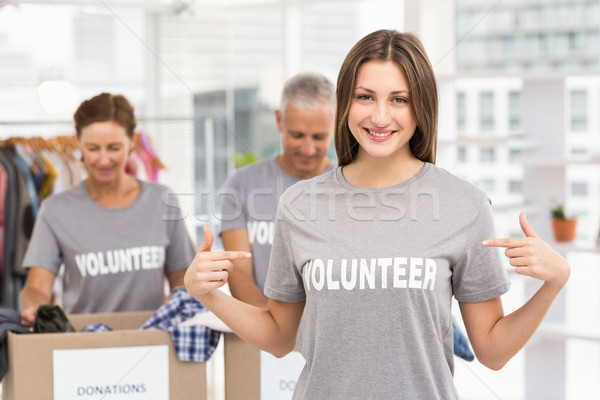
[392,97,407,103]
[357,94,372,101]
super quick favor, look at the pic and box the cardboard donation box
[224,333,305,400]
[2,311,207,400]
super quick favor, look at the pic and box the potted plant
[550,204,577,242]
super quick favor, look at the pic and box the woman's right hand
[20,306,37,329]
[184,226,252,301]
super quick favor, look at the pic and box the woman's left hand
[482,212,570,288]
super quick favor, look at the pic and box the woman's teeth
[367,129,393,137]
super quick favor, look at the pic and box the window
[457,92,466,131]
[508,148,522,162]
[538,34,549,53]
[479,92,495,133]
[509,8,520,27]
[571,117,587,131]
[502,36,515,53]
[571,148,587,157]
[480,147,496,162]
[508,91,521,132]
[571,182,588,196]
[568,32,583,51]
[570,90,587,132]
[509,91,521,109]
[571,89,587,109]
[477,179,496,193]
[457,146,467,162]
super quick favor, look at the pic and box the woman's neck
[85,174,141,208]
[342,153,425,189]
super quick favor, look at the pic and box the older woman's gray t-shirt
[264,163,511,400]
[23,180,195,314]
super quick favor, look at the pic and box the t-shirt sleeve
[218,171,247,235]
[263,201,306,302]
[22,202,62,274]
[164,191,196,274]
[452,199,511,303]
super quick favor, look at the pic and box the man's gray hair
[279,72,335,120]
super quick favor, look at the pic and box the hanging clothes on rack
[0,146,22,310]
[0,136,83,309]
[0,162,7,277]
[0,142,35,280]
[125,132,167,183]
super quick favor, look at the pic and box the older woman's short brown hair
[335,30,438,166]
[74,93,136,139]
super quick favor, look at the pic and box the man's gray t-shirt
[23,180,195,314]
[264,163,511,400]
[219,157,334,292]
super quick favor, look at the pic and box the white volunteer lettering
[74,246,165,277]
[151,246,164,267]
[98,252,109,275]
[311,259,325,291]
[247,221,275,245]
[87,253,99,276]
[325,259,339,290]
[75,254,87,277]
[130,247,142,270]
[119,248,132,272]
[423,258,437,290]
[247,221,258,244]
[408,257,423,289]
[256,222,269,245]
[340,259,357,290]
[304,256,437,292]
[393,257,408,288]
[269,222,275,244]
[107,250,119,274]
[304,260,313,291]
[359,258,376,289]
[378,257,392,289]
[141,246,152,269]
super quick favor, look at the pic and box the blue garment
[82,288,220,362]
[81,323,112,333]
[13,145,39,216]
[0,309,30,379]
[139,287,220,362]
[453,317,474,361]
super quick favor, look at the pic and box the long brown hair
[74,93,136,139]
[335,30,438,166]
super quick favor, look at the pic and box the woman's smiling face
[347,60,417,162]
[79,120,132,185]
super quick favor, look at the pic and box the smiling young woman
[184,30,570,400]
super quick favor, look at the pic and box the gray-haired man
[219,72,335,308]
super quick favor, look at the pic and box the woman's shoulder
[139,180,172,195]
[425,164,490,204]
[41,182,88,208]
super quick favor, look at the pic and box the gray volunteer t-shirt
[264,163,511,400]
[23,180,195,314]
[219,157,334,293]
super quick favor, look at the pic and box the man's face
[276,101,334,178]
